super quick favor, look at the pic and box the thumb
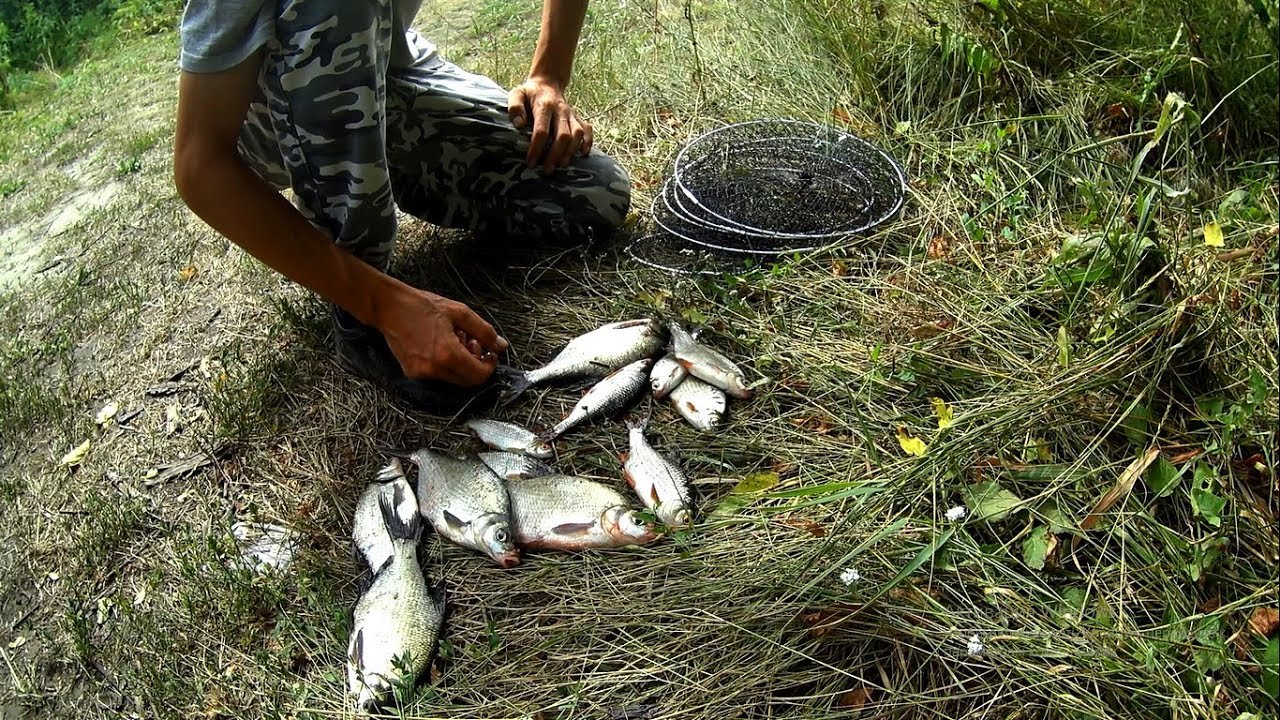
[507,86,528,129]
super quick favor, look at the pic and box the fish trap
[626,118,906,274]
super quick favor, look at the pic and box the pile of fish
[344,318,753,713]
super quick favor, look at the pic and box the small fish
[404,448,520,568]
[479,451,555,481]
[465,418,554,458]
[667,376,726,431]
[622,416,694,528]
[503,319,665,398]
[352,459,419,572]
[347,484,446,714]
[668,324,751,399]
[507,474,658,550]
[649,354,688,399]
[543,359,652,441]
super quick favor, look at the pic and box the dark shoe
[331,308,496,416]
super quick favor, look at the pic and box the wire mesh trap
[626,118,906,274]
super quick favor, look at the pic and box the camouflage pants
[236,0,632,271]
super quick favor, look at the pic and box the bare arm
[508,0,593,171]
[173,54,506,386]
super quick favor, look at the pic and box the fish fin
[380,486,422,542]
[649,486,662,505]
[442,508,466,533]
[551,522,595,536]
[619,451,630,463]
[349,627,364,669]
[495,364,532,403]
[622,468,636,488]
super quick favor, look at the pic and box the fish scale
[347,485,445,714]
[465,418,553,458]
[504,318,665,398]
[507,474,657,550]
[668,375,726,431]
[544,358,652,440]
[406,448,519,568]
[352,459,419,573]
[668,324,752,399]
[623,417,694,529]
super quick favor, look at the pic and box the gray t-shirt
[179,0,431,73]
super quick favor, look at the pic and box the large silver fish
[406,448,520,568]
[504,319,665,398]
[667,375,726,431]
[622,417,694,529]
[543,358,653,441]
[352,459,419,572]
[507,474,658,550]
[465,418,554,458]
[668,324,751,399]
[347,485,445,714]
[649,354,688,399]
[479,451,555,481]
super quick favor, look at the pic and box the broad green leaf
[60,440,90,466]
[930,397,954,429]
[1038,501,1074,534]
[1193,615,1226,673]
[1260,635,1278,699]
[1249,368,1268,408]
[1203,221,1224,247]
[894,120,912,135]
[1021,525,1053,570]
[896,427,927,456]
[1145,456,1182,498]
[680,306,709,325]
[963,481,1023,522]
[732,472,779,495]
[1191,488,1226,527]
[1152,92,1184,144]
[1121,403,1150,448]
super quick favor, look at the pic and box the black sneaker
[331,307,496,415]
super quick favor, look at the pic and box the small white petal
[945,505,968,521]
[839,567,862,585]
[966,634,985,656]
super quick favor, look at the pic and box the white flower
[839,567,861,585]
[945,505,968,522]
[966,634,985,656]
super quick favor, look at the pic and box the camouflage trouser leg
[386,46,632,245]
[236,0,399,270]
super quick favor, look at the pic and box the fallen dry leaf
[930,397,954,429]
[1081,446,1159,530]
[835,687,873,710]
[831,259,849,277]
[897,427,927,456]
[910,320,953,339]
[832,107,855,126]
[789,416,834,435]
[94,402,119,426]
[927,235,951,260]
[1248,607,1279,637]
[60,440,90,467]
[1203,222,1224,248]
[777,516,827,537]
[179,265,198,281]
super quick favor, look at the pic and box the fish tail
[374,457,404,483]
[379,483,422,543]
[624,412,651,432]
[496,364,532,402]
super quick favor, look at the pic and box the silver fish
[479,451,555,481]
[543,358,653,441]
[465,418,554,458]
[406,448,520,568]
[649,354,688,399]
[623,416,693,529]
[504,319,665,397]
[668,375,726,431]
[352,459,419,572]
[347,485,445,714]
[507,474,658,550]
[668,324,751,399]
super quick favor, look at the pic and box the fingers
[526,96,553,168]
[545,113,587,172]
[447,302,508,352]
[437,340,497,387]
[507,86,529,129]
[580,119,594,157]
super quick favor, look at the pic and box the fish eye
[631,514,646,527]
[494,528,510,544]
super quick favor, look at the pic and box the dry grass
[1,1,1277,719]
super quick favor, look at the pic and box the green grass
[0,0,1276,718]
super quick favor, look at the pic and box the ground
[0,1,1277,719]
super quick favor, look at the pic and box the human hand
[377,287,509,387]
[508,76,593,172]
